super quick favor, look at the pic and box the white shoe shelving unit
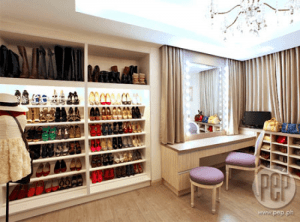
[0,30,151,221]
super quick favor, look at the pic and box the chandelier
[208,0,300,41]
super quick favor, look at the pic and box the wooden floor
[23,168,300,222]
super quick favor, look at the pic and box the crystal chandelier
[208,0,300,41]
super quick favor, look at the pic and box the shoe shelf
[272,160,288,166]
[28,169,86,183]
[33,153,86,163]
[88,118,145,123]
[263,140,271,143]
[290,144,300,149]
[87,82,150,90]
[272,150,288,156]
[26,120,85,127]
[260,156,270,161]
[88,104,145,108]
[289,164,300,170]
[89,159,146,172]
[261,148,270,152]
[26,104,85,108]
[28,136,85,145]
[88,132,145,140]
[272,142,288,147]
[289,154,300,160]
[90,173,150,194]
[89,146,146,156]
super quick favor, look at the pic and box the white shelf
[262,140,271,143]
[88,132,145,139]
[87,82,150,90]
[88,118,145,123]
[29,169,86,183]
[289,164,300,170]
[0,77,85,87]
[260,156,270,161]
[25,104,84,108]
[33,153,86,163]
[289,154,300,160]
[90,173,150,194]
[261,148,270,152]
[290,144,300,149]
[28,136,85,145]
[26,119,85,127]
[272,151,288,156]
[88,104,145,108]
[89,146,146,155]
[272,142,288,146]
[90,159,146,172]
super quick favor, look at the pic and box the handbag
[281,123,300,134]
[8,112,33,184]
[276,136,287,144]
[208,114,220,124]
[194,110,203,122]
[263,118,282,132]
[208,126,213,132]
[202,116,209,123]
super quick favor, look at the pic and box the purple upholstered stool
[190,167,224,214]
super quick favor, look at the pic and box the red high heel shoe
[91,171,97,184]
[96,124,102,136]
[97,170,103,182]
[90,140,96,152]
[96,139,101,151]
[28,182,37,197]
[123,122,128,133]
[109,168,115,179]
[104,169,110,180]
[100,93,106,105]
[9,185,20,201]
[128,122,133,133]
[90,124,96,137]
[36,163,43,177]
[17,184,28,200]
[133,164,139,174]
[42,162,50,176]
[35,181,44,196]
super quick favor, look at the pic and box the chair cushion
[225,152,259,168]
[190,167,224,185]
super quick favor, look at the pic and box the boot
[73,49,78,81]
[99,71,104,82]
[0,45,8,77]
[115,72,121,83]
[88,65,93,82]
[108,71,114,83]
[64,47,73,81]
[93,65,100,82]
[102,71,108,83]
[17,46,30,78]
[77,49,83,81]
[54,45,64,80]
[7,50,20,78]
[129,65,134,84]
[47,48,55,80]
[30,48,39,79]
[39,46,47,79]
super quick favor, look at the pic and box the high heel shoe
[101,107,107,120]
[136,107,141,118]
[127,107,132,119]
[106,93,111,105]
[132,122,137,133]
[117,107,122,120]
[97,170,103,182]
[100,93,106,105]
[70,158,76,171]
[90,108,95,121]
[113,122,119,134]
[91,171,97,184]
[36,163,43,177]
[106,107,112,120]
[89,92,95,105]
[132,107,137,119]
[96,124,102,136]
[94,92,100,105]
[122,107,127,119]
[118,137,123,149]
[111,93,116,105]
[90,124,96,137]
[59,90,65,105]
[107,138,113,150]
[136,122,142,133]
[73,91,80,105]
[112,107,118,120]
[113,137,118,149]
[102,123,108,136]
[42,162,50,176]
[90,140,96,152]
[128,122,133,133]
[123,122,128,134]
[126,93,131,105]
[116,93,121,105]
[101,138,107,151]
[95,107,100,120]
[132,136,137,147]
[96,139,101,151]
[76,159,82,171]
[107,123,113,135]
[121,93,126,105]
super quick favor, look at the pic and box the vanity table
[161,134,256,196]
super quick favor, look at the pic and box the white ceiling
[0,0,300,61]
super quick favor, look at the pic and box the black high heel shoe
[136,107,141,118]
[61,107,67,122]
[90,107,95,121]
[108,123,113,135]
[118,137,123,149]
[55,107,61,122]
[118,122,123,134]
[113,138,118,149]
[132,107,137,119]
[99,71,104,82]
[68,107,74,122]
[73,91,80,105]
[113,122,118,134]
[67,92,73,105]
[102,71,108,83]
[108,71,114,83]
[95,107,100,121]
[41,144,48,158]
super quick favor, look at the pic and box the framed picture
[189,86,193,101]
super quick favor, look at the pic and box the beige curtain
[228,59,246,135]
[160,45,185,144]
[199,69,219,116]
[245,46,300,124]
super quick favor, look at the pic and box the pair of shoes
[89,107,100,120]
[30,145,41,159]
[102,154,113,165]
[122,122,134,133]
[101,107,112,120]
[41,144,54,158]
[69,125,81,138]
[69,141,81,155]
[54,107,67,122]
[126,165,135,176]
[133,163,143,174]
[26,108,40,123]
[71,174,83,187]
[132,93,142,105]
[54,160,67,173]
[45,179,60,193]
[112,137,124,149]
[121,93,131,104]
[36,163,50,177]
[133,73,146,84]
[50,90,65,105]
[67,107,81,122]
[91,170,103,183]
[112,122,123,134]
[70,158,82,171]
[91,155,103,168]
[103,168,115,180]
[132,136,143,147]
[90,124,102,136]
[67,91,80,105]
[132,107,142,119]
[31,94,48,105]
[59,177,71,189]
[90,139,102,152]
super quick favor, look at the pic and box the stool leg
[191,183,194,208]
[217,187,221,203]
[197,187,201,198]
[255,168,259,196]
[229,168,232,179]
[212,187,216,214]
[226,165,229,191]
